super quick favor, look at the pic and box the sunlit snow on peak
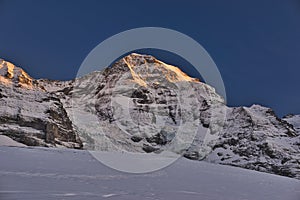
[0,59,35,89]
[122,53,199,87]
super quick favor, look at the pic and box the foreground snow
[0,146,299,200]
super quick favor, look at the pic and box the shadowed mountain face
[0,54,299,179]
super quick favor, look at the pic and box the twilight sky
[0,0,299,117]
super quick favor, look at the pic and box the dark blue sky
[0,0,299,117]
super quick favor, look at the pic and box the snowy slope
[284,115,300,134]
[0,135,26,147]
[0,146,299,200]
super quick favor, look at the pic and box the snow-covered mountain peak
[113,53,199,87]
[0,59,37,89]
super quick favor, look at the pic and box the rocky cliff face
[0,59,82,148]
[205,105,300,179]
[0,54,299,179]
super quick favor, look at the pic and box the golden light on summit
[6,61,15,79]
[0,59,34,89]
[158,61,200,83]
[123,58,148,87]
[122,53,200,87]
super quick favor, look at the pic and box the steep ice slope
[0,146,299,200]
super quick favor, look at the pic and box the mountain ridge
[0,53,299,179]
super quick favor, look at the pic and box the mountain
[0,59,82,148]
[0,54,299,179]
[283,114,300,134]
[205,106,300,178]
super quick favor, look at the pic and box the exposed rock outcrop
[0,59,82,149]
